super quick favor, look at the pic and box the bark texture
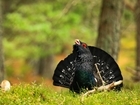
[96,0,124,60]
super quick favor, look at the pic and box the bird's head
[73,39,90,54]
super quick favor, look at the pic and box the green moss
[0,83,140,105]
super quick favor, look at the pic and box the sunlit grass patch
[0,83,140,105]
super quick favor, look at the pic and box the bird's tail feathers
[89,46,123,90]
[53,53,76,88]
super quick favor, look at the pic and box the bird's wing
[88,46,123,90]
[53,52,77,88]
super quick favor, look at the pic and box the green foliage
[3,1,99,59]
[122,9,135,28]
[0,83,140,105]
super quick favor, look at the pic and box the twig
[124,0,135,12]
[81,80,123,103]
[126,67,135,74]
[59,0,79,19]
[94,63,106,86]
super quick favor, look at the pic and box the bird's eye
[82,43,87,48]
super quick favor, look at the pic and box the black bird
[53,39,123,93]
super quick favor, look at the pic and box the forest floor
[0,82,140,105]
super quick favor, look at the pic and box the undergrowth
[0,83,140,105]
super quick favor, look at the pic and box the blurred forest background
[0,0,139,86]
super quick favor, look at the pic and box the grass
[0,83,140,105]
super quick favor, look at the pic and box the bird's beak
[75,39,80,45]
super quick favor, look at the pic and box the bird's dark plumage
[53,39,123,93]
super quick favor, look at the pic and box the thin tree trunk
[96,0,124,60]
[38,56,54,78]
[0,0,4,82]
[134,0,140,81]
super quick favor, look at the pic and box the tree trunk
[0,0,4,82]
[96,0,124,60]
[134,0,140,81]
[37,56,54,79]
